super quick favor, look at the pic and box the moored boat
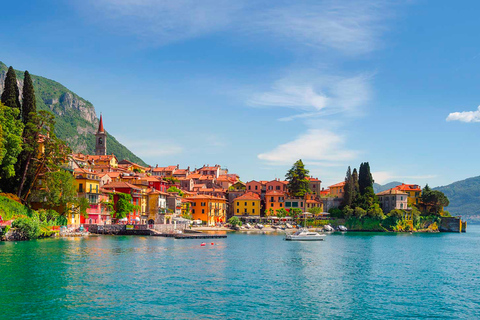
[285,228,326,241]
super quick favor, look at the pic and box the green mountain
[434,176,480,221]
[373,181,403,193]
[0,62,146,166]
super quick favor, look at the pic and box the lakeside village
[0,66,466,241]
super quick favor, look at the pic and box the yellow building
[234,192,261,217]
[86,154,118,168]
[187,195,227,226]
[392,184,422,207]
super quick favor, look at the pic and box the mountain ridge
[0,61,147,166]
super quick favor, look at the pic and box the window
[301,202,303,207]
[271,203,273,207]
[286,202,291,207]
[79,183,83,193]
[244,208,247,213]
[237,209,239,213]
[276,186,280,190]
[89,184,92,192]
[202,209,205,213]
[400,203,403,209]
[280,203,283,207]
[96,185,98,193]
[401,196,403,200]
[192,209,195,214]
[270,197,274,202]
[292,202,298,208]
[245,202,247,206]
[252,209,255,213]
[252,202,255,206]
[248,186,251,190]
[269,186,273,190]
[255,186,258,190]
[237,202,239,206]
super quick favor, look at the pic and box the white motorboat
[256,224,264,229]
[338,225,347,232]
[285,228,326,241]
[323,224,335,232]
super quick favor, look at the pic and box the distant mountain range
[0,61,147,166]
[373,181,403,194]
[374,177,480,221]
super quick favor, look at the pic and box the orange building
[392,183,422,207]
[187,195,227,226]
[329,181,345,198]
[265,191,285,216]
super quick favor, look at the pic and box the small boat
[256,224,264,229]
[337,225,347,232]
[323,224,334,232]
[285,228,325,241]
[285,223,293,229]
[245,223,252,229]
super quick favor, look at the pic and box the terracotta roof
[306,199,320,204]
[376,189,408,196]
[307,177,321,182]
[186,194,226,201]
[235,192,261,201]
[103,181,141,191]
[329,181,346,188]
[151,165,177,172]
[392,184,422,192]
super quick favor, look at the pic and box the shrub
[12,217,40,240]
[228,216,242,227]
[329,208,344,219]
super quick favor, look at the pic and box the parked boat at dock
[285,228,326,241]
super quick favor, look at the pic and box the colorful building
[264,190,285,216]
[377,189,409,213]
[103,181,142,224]
[234,192,261,217]
[392,183,422,207]
[188,195,227,226]
[329,181,345,198]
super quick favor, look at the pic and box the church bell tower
[95,114,107,155]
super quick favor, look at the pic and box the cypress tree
[358,162,374,195]
[1,66,21,118]
[21,71,36,124]
[342,166,354,207]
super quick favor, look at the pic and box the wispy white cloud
[248,73,371,121]
[446,106,480,123]
[255,0,388,55]
[372,171,437,185]
[82,0,390,54]
[258,129,358,165]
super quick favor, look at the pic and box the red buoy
[201,243,206,246]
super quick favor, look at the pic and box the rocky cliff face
[0,61,147,166]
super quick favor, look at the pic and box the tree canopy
[21,71,36,124]
[285,159,311,197]
[1,66,21,117]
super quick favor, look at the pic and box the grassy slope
[0,195,30,221]
[0,62,147,166]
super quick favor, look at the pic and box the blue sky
[2,0,480,187]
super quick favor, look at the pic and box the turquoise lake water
[2,226,480,319]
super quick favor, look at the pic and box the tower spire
[98,113,105,133]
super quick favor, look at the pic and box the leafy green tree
[367,203,384,220]
[421,185,449,215]
[307,206,322,215]
[35,170,78,216]
[167,186,184,196]
[288,208,303,221]
[358,162,374,194]
[285,159,311,197]
[328,207,344,219]
[18,111,71,200]
[0,103,23,182]
[354,207,367,219]
[1,66,21,117]
[79,197,90,218]
[276,207,288,219]
[228,216,242,227]
[342,166,354,207]
[21,71,36,124]
[112,193,137,220]
[343,205,354,219]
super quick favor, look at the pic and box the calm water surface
[2,226,480,319]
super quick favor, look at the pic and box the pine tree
[285,159,311,197]
[1,66,21,117]
[21,71,36,124]
[342,166,354,207]
[351,168,360,206]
